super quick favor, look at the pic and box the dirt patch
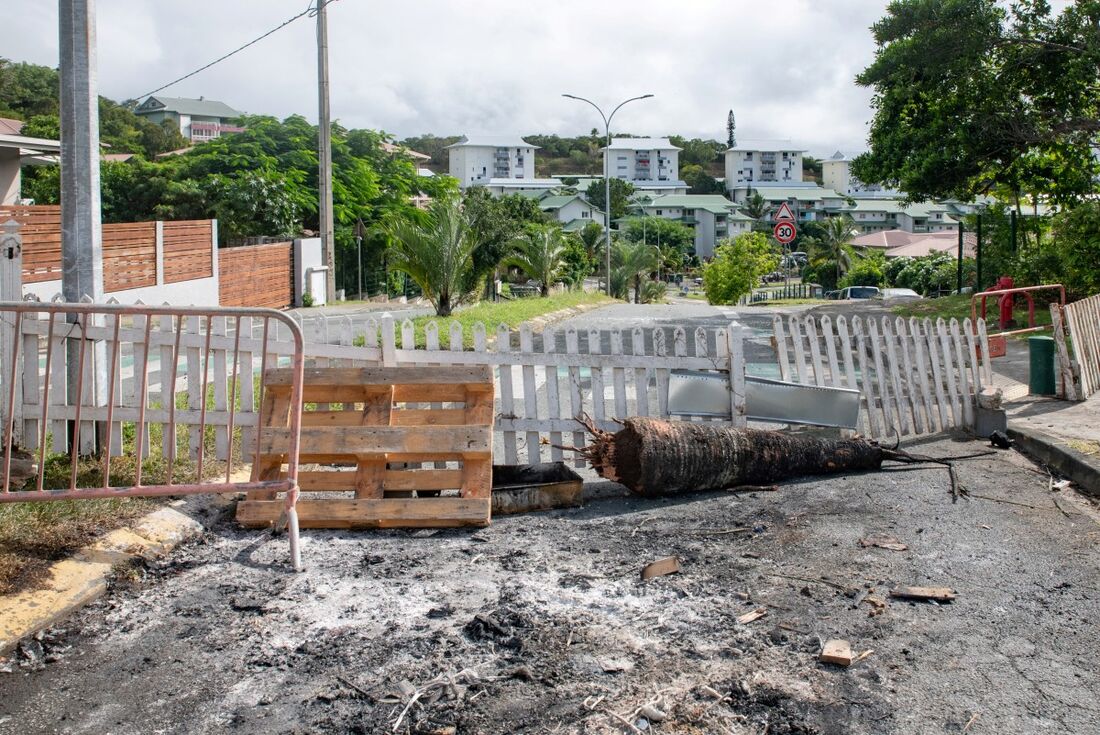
[1,438,1099,734]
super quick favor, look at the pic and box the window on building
[656,210,663,216]
[581,211,590,218]
[745,152,753,160]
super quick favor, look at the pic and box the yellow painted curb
[0,502,206,655]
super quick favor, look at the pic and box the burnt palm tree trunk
[579,417,886,496]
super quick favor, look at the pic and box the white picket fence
[772,313,992,439]
[1062,294,1100,399]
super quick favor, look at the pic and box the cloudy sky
[8,0,894,156]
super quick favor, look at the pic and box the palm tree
[384,197,479,316]
[504,225,568,297]
[611,238,658,303]
[815,215,859,286]
[743,192,769,221]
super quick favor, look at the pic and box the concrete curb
[523,299,611,332]
[1007,426,1100,496]
[0,496,228,655]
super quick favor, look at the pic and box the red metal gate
[0,301,306,570]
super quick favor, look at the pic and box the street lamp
[562,93,654,296]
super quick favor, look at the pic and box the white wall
[725,149,804,187]
[822,160,850,194]
[605,147,680,183]
[294,237,324,306]
[0,150,21,205]
[450,145,536,188]
[24,276,221,306]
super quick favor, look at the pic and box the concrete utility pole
[562,94,653,297]
[59,0,104,304]
[316,0,336,302]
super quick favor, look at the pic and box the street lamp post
[562,93,654,297]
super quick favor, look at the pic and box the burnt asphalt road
[1,435,1098,734]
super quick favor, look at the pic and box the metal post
[1010,209,1017,253]
[976,214,983,291]
[316,0,336,303]
[957,222,964,293]
[354,218,365,300]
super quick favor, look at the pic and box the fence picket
[211,316,229,460]
[1050,306,1077,401]
[496,323,519,465]
[819,316,841,388]
[159,313,176,457]
[631,327,650,417]
[131,310,151,458]
[425,321,447,469]
[803,316,826,387]
[866,318,897,437]
[20,310,39,449]
[520,324,541,465]
[1065,301,1089,395]
[922,318,950,430]
[835,316,859,392]
[589,328,607,423]
[611,329,629,420]
[937,318,962,427]
[727,325,747,427]
[876,318,906,435]
[848,317,880,438]
[908,317,936,433]
[654,328,670,417]
[976,318,994,387]
[565,326,586,466]
[238,316,255,461]
[788,316,810,384]
[49,308,67,454]
[772,315,792,382]
[185,315,202,459]
[961,318,982,396]
[950,319,974,428]
[543,327,564,461]
[893,318,923,434]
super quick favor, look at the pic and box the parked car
[825,290,841,300]
[876,287,923,304]
[838,286,881,300]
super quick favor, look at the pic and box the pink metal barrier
[0,300,306,570]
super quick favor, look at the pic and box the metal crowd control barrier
[0,301,306,571]
[971,283,1066,338]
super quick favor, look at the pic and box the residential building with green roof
[626,194,753,258]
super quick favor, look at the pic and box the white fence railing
[772,314,991,440]
[1062,294,1100,400]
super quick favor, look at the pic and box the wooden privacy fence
[772,314,992,440]
[1061,294,1100,399]
[0,205,215,290]
[218,241,294,309]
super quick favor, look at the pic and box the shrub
[702,232,780,304]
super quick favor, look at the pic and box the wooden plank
[236,497,490,529]
[835,316,859,392]
[565,327,586,467]
[726,324,747,427]
[185,315,202,459]
[772,315,792,382]
[544,327,564,461]
[211,316,229,460]
[631,326,650,418]
[1050,305,1078,401]
[819,316,842,389]
[1066,301,1090,396]
[20,312,39,450]
[265,364,493,387]
[264,425,492,458]
[520,324,541,465]
[460,457,492,500]
[890,586,956,602]
[950,318,974,428]
[424,321,445,471]
[159,313,176,458]
[654,327,670,417]
[924,317,951,430]
[49,317,67,454]
[130,311,151,459]
[497,324,519,465]
[803,316,826,387]
[238,316,256,461]
[961,317,983,397]
[820,640,853,667]
[866,317,897,437]
[976,317,994,387]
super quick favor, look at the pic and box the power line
[131,0,339,103]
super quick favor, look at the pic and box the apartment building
[627,194,754,258]
[847,199,957,234]
[603,138,688,195]
[445,135,562,194]
[731,185,849,221]
[821,151,901,197]
[134,96,244,142]
[724,146,804,188]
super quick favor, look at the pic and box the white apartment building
[628,194,754,259]
[603,138,688,195]
[821,151,901,197]
[724,146,804,188]
[446,135,560,193]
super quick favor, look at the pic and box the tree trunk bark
[581,417,885,496]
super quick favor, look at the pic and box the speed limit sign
[773,221,797,244]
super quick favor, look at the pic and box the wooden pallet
[236,365,494,529]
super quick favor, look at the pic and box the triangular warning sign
[773,201,796,222]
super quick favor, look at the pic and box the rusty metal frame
[971,284,1066,339]
[0,300,306,571]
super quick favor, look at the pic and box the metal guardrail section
[668,371,861,429]
[0,300,306,570]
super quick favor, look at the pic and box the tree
[560,234,594,288]
[742,192,769,221]
[681,164,722,195]
[852,0,1100,206]
[586,178,635,220]
[811,215,858,287]
[727,110,736,149]
[611,239,657,303]
[1052,202,1100,297]
[702,232,780,305]
[838,250,886,289]
[579,221,603,256]
[384,197,479,316]
[463,188,550,294]
[622,216,695,252]
[504,225,569,296]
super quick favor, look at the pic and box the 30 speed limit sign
[773,221,797,244]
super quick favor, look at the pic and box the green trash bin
[1028,336,1056,395]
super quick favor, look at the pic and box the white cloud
[5,0,891,155]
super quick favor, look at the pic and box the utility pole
[59,0,103,304]
[316,0,336,302]
[59,0,105,454]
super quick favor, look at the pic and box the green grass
[891,294,1053,336]
[363,291,614,349]
[747,298,831,306]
